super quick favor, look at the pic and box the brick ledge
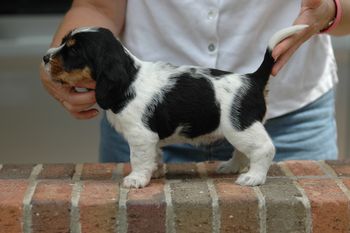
[0,160,350,233]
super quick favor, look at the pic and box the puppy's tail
[251,24,309,86]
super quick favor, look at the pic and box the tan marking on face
[57,67,93,86]
[49,57,93,86]
[66,39,76,47]
[49,57,64,81]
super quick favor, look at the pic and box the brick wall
[0,160,350,233]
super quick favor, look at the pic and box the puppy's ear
[95,58,130,110]
[90,28,138,111]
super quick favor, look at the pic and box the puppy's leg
[216,150,249,174]
[223,122,275,186]
[123,143,158,188]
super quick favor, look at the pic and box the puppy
[43,25,308,188]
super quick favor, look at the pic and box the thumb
[75,80,96,89]
[301,0,322,9]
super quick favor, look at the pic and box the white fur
[71,26,99,35]
[45,25,308,188]
[268,24,309,50]
[109,25,308,188]
[107,61,274,188]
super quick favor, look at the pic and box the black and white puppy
[43,25,308,188]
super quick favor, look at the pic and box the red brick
[215,179,259,233]
[166,163,199,179]
[299,179,350,233]
[285,160,325,176]
[0,180,29,233]
[0,164,34,179]
[79,181,119,233]
[31,180,72,233]
[127,179,166,233]
[325,160,350,176]
[123,163,132,176]
[81,163,117,180]
[38,164,75,179]
[343,178,350,190]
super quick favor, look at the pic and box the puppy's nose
[43,54,50,64]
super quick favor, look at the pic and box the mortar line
[117,185,129,233]
[318,161,338,177]
[164,164,176,233]
[70,164,83,233]
[72,164,83,182]
[196,162,208,178]
[253,186,266,233]
[293,181,313,233]
[279,163,312,233]
[277,162,294,177]
[23,164,43,233]
[112,163,124,181]
[207,179,220,233]
[318,161,350,201]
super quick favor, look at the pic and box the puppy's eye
[68,47,78,56]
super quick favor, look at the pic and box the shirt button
[207,10,217,20]
[208,43,216,52]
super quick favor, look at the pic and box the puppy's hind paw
[235,173,266,186]
[123,172,150,188]
[152,165,165,179]
[216,161,241,174]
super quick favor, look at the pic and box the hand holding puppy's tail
[252,24,309,85]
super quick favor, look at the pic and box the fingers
[64,88,96,106]
[61,100,97,114]
[272,42,302,76]
[270,0,336,76]
[67,108,99,120]
[271,27,313,76]
[39,63,99,120]
[75,80,96,89]
[53,86,99,119]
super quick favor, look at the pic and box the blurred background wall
[0,1,349,163]
[0,1,101,163]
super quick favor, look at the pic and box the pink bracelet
[320,0,343,33]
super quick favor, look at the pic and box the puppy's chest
[105,78,168,135]
[106,96,149,134]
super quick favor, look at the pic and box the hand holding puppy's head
[43,27,138,110]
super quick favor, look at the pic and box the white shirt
[122,0,338,119]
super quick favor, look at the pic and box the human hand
[271,0,336,76]
[40,63,99,119]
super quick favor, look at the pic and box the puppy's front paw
[123,172,150,188]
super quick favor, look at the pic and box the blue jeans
[99,90,338,162]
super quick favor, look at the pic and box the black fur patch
[78,28,138,113]
[231,77,266,131]
[54,28,139,114]
[230,49,274,131]
[143,73,221,139]
[209,68,231,77]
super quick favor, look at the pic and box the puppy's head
[43,27,138,109]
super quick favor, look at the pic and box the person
[40,0,350,163]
